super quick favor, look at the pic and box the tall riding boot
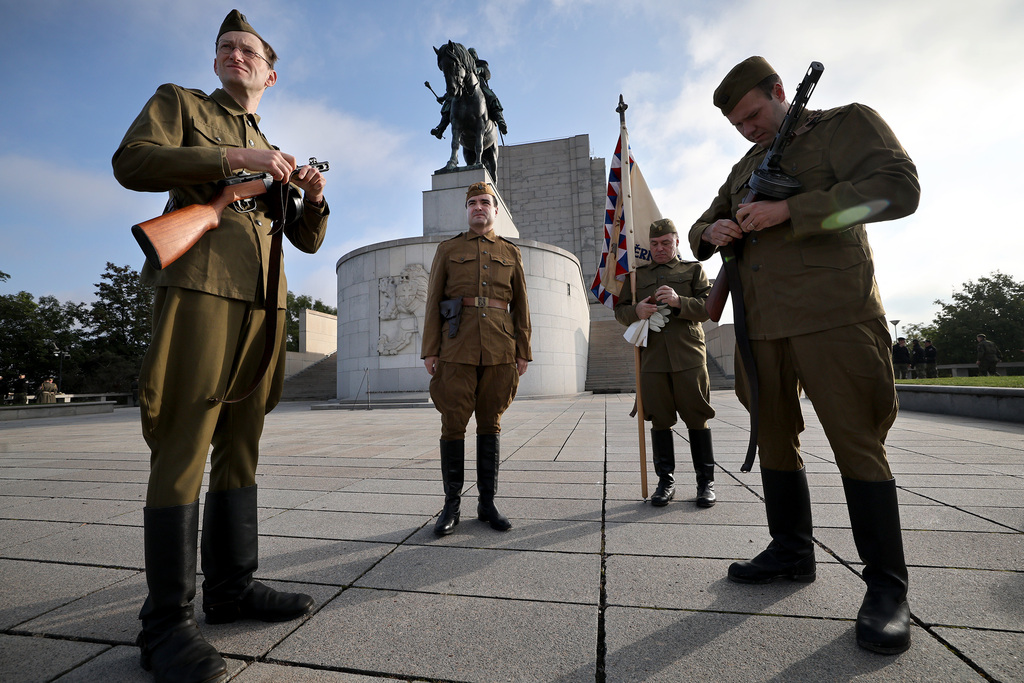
[844,477,912,654]
[138,501,227,683]
[477,433,512,531]
[728,467,816,583]
[201,485,314,625]
[649,429,676,507]
[688,428,716,507]
[434,439,465,536]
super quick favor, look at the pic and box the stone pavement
[1,392,1022,682]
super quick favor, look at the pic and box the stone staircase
[281,352,337,401]
[585,319,734,393]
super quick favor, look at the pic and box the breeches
[640,366,715,430]
[734,317,896,481]
[429,361,519,440]
[140,287,286,507]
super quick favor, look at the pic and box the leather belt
[462,297,507,310]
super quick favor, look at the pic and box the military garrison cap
[466,182,497,201]
[649,218,677,238]
[714,56,776,115]
[217,10,277,64]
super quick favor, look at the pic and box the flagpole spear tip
[616,94,628,119]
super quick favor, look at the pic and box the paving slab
[1,391,1021,682]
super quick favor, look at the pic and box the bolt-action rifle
[131,157,330,271]
[704,63,824,321]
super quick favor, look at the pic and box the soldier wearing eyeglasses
[112,10,328,683]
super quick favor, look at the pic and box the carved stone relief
[377,263,429,356]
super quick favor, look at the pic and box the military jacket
[421,230,532,365]
[689,104,920,340]
[977,340,1002,362]
[112,84,329,307]
[615,257,711,373]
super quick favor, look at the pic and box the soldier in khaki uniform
[38,378,58,404]
[422,182,531,536]
[976,334,1002,375]
[112,11,328,683]
[615,219,717,507]
[690,56,920,655]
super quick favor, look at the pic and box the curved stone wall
[335,236,590,400]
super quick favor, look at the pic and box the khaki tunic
[688,103,920,480]
[615,257,715,429]
[421,230,532,439]
[39,381,58,404]
[112,84,329,307]
[112,84,329,506]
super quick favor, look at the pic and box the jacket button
[483,265,489,270]
[751,237,758,245]
[482,281,487,286]
[256,220,263,226]
[482,313,487,318]
[752,264,761,272]
[249,140,255,146]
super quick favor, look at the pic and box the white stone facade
[335,236,589,400]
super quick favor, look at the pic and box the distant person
[131,377,140,407]
[614,218,717,507]
[13,373,29,405]
[922,340,938,378]
[976,334,1002,376]
[910,339,925,379]
[112,10,328,683]
[0,375,7,404]
[892,338,911,380]
[38,378,58,404]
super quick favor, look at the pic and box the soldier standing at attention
[690,56,920,654]
[112,10,328,683]
[614,218,717,507]
[422,182,531,536]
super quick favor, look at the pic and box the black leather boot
[138,501,227,683]
[201,485,314,625]
[689,428,716,507]
[434,439,464,536]
[477,433,512,531]
[728,467,816,583]
[649,429,676,507]
[844,477,912,654]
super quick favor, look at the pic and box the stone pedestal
[422,166,519,238]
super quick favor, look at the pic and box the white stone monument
[335,167,589,401]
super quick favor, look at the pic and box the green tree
[80,263,153,392]
[0,290,86,390]
[285,290,337,352]
[930,271,1024,366]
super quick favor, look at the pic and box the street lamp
[51,342,70,393]
[888,319,900,340]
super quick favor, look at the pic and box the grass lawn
[896,376,1024,389]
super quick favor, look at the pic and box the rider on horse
[431,47,507,139]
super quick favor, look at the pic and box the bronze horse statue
[434,41,499,181]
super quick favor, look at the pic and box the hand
[291,163,326,205]
[516,357,528,376]
[701,218,743,247]
[424,356,439,375]
[736,199,790,233]
[635,295,657,320]
[654,285,680,308]
[225,148,296,182]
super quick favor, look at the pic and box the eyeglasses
[216,42,271,66]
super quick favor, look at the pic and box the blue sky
[2,0,1022,333]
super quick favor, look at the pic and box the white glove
[648,305,670,332]
[623,319,650,347]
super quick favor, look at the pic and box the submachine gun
[131,158,330,271]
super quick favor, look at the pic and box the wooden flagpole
[617,95,648,500]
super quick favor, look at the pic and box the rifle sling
[209,188,287,406]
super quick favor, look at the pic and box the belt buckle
[475,296,488,308]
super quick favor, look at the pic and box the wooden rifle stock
[131,177,270,270]
[705,266,730,323]
[131,158,330,270]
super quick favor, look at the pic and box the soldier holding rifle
[112,10,328,683]
[689,56,920,654]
